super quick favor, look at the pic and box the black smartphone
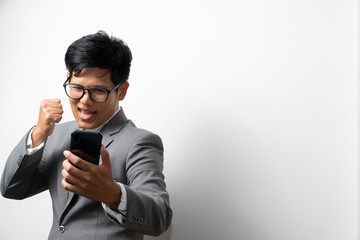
[70,130,103,165]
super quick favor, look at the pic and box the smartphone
[70,130,103,165]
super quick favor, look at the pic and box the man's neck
[83,106,121,131]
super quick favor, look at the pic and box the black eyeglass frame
[63,78,122,103]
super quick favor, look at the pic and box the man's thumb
[100,144,111,166]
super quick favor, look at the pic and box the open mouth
[78,108,96,121]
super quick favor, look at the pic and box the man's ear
[118,81,130,101]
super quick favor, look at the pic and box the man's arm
[1,130,47,199]
[1,98,63,199]
[122,132,172,236]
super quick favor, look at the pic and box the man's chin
[76,120,98,130]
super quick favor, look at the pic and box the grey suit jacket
[1,108,172,240]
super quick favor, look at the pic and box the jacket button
[58,225,65,233]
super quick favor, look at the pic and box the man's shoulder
[120,120,162,142]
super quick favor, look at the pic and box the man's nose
[80,90,93,104]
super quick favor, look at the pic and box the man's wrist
[105,182,122,212]
[31,126,47,148]
[102,183,127,225]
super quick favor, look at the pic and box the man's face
[68,67,129,130]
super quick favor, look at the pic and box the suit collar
[100,107,128,148]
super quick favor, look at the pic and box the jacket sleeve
[1,129,48,199]
[122,132,172,236]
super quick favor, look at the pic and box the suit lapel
[58,125,79,224]
[100,107,129,148]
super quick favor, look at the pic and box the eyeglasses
[63,78,121,103]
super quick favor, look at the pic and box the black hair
[65,30,132,85]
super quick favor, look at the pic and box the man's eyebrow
[91,85,109,89]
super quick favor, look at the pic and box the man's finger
[63,150,93,171]
[100,145,111,167]
[46,98,62,103]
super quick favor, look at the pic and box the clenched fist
[31,99,63,147]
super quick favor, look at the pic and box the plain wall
[0,0,357,239]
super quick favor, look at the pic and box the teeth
[79,109,95,120]
[82,110,93,115]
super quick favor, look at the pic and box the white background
[0,0,358,239]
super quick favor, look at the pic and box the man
[1,31,172,239]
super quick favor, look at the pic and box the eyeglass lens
[65,84,109,102]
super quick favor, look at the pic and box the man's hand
[32,99,63,147]
[62,145,122,211]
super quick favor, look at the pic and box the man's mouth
[78,108,96,121]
